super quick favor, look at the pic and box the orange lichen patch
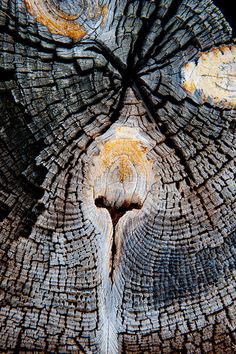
[95,126,152,184]
[24,0,107,40]
[182,45,236,108]
[92,126,154,210]
[98,139,149,183]
[24,0,86,39]
[100,5,107,27]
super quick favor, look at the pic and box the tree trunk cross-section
[0,0,235,353]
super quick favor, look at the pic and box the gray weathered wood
[0,0,235,352]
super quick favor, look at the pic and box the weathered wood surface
[0,0,235,352]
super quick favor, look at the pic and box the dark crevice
[126,1,158,65]
[13,329,22,354]
[164,136,194,185]
[17,201,46,239]
[139,0,183,66]
[95,196,142,227]
[20,165,48,200]
[85,41,127,73]
[129,80,197,185]
[110,230,117,281]
[213,0,236,37]
[159,0,183,30]
[73,338,86,354]
[0,200,11,222]
[229,120,236,134]
[0,68,15,82]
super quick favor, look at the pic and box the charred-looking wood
[0,0,236,353]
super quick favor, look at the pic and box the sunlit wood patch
[182,45,236,108]
[93,126,154,210]
[24,0,107,40]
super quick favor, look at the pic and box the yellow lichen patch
[98,139,149,183]
[24,0,107,40]
[93,126,154,209]
[182,45,236,108]
[96,126,152,184]
[100,5,107,27]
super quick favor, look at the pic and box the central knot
[93,126,154,222]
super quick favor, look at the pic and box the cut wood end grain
[24,0,107,40]
[182,45,236,108]
[93,126,154,210]
[97,127,150,181]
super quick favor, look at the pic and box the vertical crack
[95,196,142,281]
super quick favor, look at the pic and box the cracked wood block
[182,45,236,108]
[0,0,235,353]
